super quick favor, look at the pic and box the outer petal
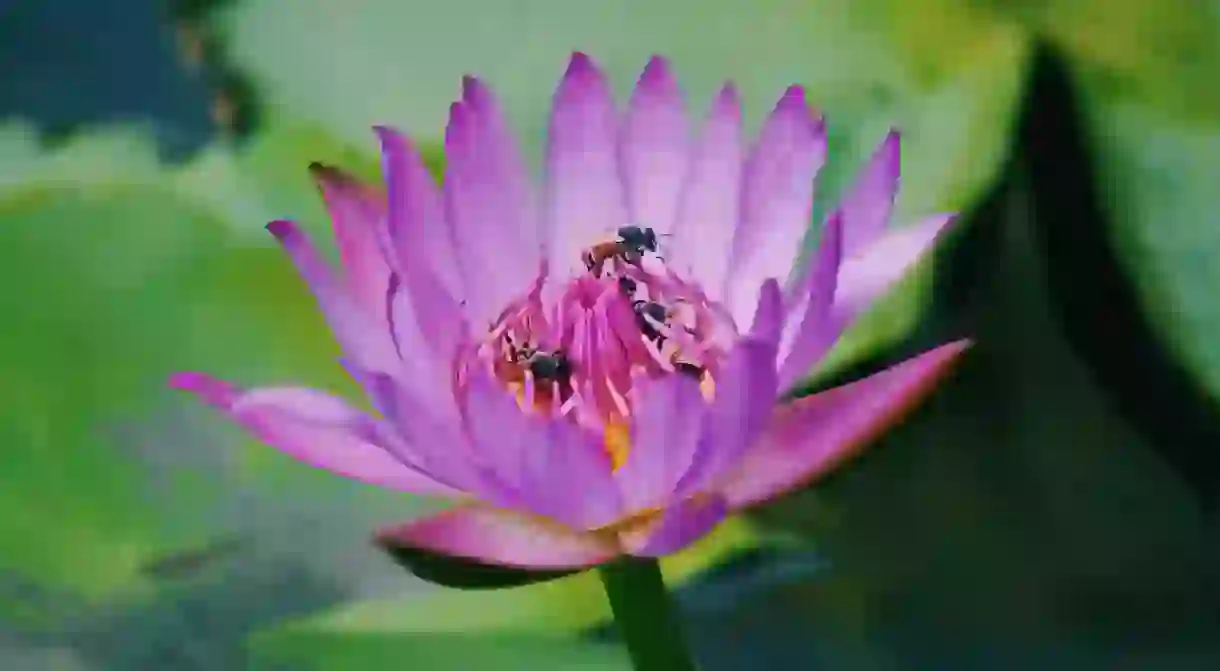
[266,220,400,374]
[670,84,742,299]
[718,339,972,510]
[725,86,827,328]
[377,505,619,569]
[619,494,728,557]
[616,372,707,512]
[834,212,956,320]
[673,281,782,498]
[168,372,457,496]
[545,52,628,276]
[777,212,844,391]
[839,130,901,256]
[443,80,543,325]
[465,368,623,529]
[374,126,465,311]
[621,56,688,233]
[309,163,393,317]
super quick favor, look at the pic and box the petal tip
[265,219,297,240]
[168,372,234,407]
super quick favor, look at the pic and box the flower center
[469,230,733,466]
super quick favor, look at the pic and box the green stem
[597,557,698,671]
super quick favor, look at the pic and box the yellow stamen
[699,371,716,401]
[604,420,630,471]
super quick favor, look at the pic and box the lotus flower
[171,53,969,570]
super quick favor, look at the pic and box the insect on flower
[171,52,970,571]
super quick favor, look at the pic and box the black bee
[632,300,669,344]
[617,275,638,297]
[526,350,572,383]
[673,361,706,379]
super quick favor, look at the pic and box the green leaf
[250,630,629,670]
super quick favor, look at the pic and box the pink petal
[725,86,827,328]
[718,339,972,510]
[616,372,707,512]
[265,220,400,374]
[443,81,543,326]
[464,368,623,529]
[356,367,491,496]
[168,372,457,496]
[673,282,782,498]
[839,130,901,257]
[544,52,628,276]
[309,164,393,317]
[834,212,956,320]
[619,494,728,557]
[777,212,844,391]
[620,56,689,234]
[373,126,464,307]
[670,84,742,299]
[377,505,619,569]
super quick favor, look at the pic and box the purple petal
[464,367,622,529]
[725,86,827,328]
[777,212,844,391]
[309,164,393,316]
[544,52,628,276]
[839,130,901,257]
[373,126,464,303]
[717,339,972,510]
[168,372,458,496]
[670,84,742,299]
[621,56,689,234]
[357,368,491,496]
[443,81,543,326]
[673,283,781,497]
[618,494,728,557]
[615,372,707,512]
[377,505,619,569]
[265,220,400,373]
[834,212,956,321]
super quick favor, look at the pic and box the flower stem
[597,557,698,671]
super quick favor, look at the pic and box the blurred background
[3,0,1220,668]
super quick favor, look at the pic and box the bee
[504,336,573,384]
[632,300,670,344]
[582,226,664,277]
[672,361,706,379]
[617,275,638,298]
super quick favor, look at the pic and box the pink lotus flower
[171,53,969,570]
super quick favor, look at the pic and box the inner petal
[463,227,736,468]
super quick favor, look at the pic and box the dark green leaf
[376,541,580,591]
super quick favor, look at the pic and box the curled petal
[617,372,707,512]
[168,373,457,496]
[619,494,728,557]
[834,212,956,320]
[777,212,844,391]
[373,125,464,302]
[545,52,628,276]
[377,505,619,569]
[718,339,972,510]
[621,55,689,233]
[265,220,400,374]
[309,163,393,316]
[670,84,742,299]
[726,86,827,328]
[839,130,901,256]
